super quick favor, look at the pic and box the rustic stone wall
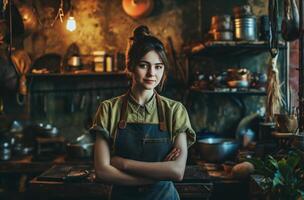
[16,0,294,140]
[24,0,201,58]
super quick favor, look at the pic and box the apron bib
[110,92,180,200]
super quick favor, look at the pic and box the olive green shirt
[91,93,196,148]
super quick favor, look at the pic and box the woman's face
[132,50,165,90]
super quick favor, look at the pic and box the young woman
[91,25,196,200]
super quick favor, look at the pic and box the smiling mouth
[144,79,156,82]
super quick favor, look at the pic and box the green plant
[249,151,304,200]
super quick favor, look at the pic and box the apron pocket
[142,138,170,144]
[142,138,172,162]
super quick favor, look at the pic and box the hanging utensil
[281,0,300,41]
[266,0,284,122]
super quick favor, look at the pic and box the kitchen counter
[0,155,249,199]
[29,165,213,200]
[28,163,249,200]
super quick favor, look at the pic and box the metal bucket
[234,17,257,41]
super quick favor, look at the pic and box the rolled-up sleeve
[172,103,196,147]
[90,101,111,142]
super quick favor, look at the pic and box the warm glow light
[66,16,76,32]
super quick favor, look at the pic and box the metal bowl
[197,138,240,163]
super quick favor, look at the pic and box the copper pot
[210,15,233,31]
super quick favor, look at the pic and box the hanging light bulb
[66,16,76,32]
[66,2,76,32]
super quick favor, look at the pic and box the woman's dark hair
[125,25,169,91]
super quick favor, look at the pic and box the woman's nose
[147,66,156,76]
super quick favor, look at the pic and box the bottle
[105,55,113,72]
[93,51,105,72]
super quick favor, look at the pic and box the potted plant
[249,151,304,199]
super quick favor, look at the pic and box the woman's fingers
[164,148,181,161]
[164,148,177,161]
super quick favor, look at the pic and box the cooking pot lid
[122,0,154,19]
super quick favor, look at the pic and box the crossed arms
[94,133,188,186]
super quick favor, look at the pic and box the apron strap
[118,92,129,129]
[155,93,167,132]
[118,90,167,131]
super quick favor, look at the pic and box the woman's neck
[130,85,154,105]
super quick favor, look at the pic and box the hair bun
[132,25,150,41]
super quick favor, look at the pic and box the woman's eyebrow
[139,60,164,65]
[139,60,149,64]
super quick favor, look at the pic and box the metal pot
[66,133,94,159]
[197,138,240,163]
[234,17,257,41]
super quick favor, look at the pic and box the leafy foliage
[248,150,304,200]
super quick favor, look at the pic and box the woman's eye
[155,65,163,70]
[139,64,148,69]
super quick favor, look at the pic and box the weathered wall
[24,0,201,58]
[14,0,291,140]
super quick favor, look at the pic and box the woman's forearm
[123,159,185,181]
[95,164,156,186]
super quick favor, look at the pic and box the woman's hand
[164,147,181,161]
[111,156,127,170]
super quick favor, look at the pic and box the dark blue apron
[110,92,180,200]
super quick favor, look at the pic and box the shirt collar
[128,92,155,115]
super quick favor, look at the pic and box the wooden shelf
[27,71,126,78]
[190,87,266,96]
[185,40,286,57]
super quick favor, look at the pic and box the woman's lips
[144,80,156,84]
